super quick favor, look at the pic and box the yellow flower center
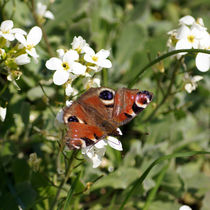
[3,30,10,34]
[76,47,82,54]
[62,62,69,70]
[92,55,98,62]
[27,44,34,51]
[187,35,195,43]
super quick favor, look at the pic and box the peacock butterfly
[63,87,153,149]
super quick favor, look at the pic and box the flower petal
[27,26,42,46]
[2,33,15,41]
[95,140,107,149]
[46,57,62,70]
[96,49,110,59]
[71,62,86,75]
[56,49,65,58]
[195,53,210,72]
[53,70,69,85]
[56,109,64,123]
[12,28,27,35]
[84,53,94,63]
[185,83,194,93]
[179,15,195,25]
[98,58,112,68]
[44,11,55,19]
[175,39,192,51]
[176,25,190,39]
[179,205,192,210]
[15,33,27,46]
[84,46,95,55]
[66,100,73,107]
[26,48,39,59]
[107,136,123,151]
[64,50,79,62]
[92,155,103,168]
[15,54,31,65]
[0,107,7,121]
[192,75,203,83]
[1,20,13,31]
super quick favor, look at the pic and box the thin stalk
[102,69,108,86]
[0,82,8,97]
[50,150,78,210]
[39,82,56,117]
[128,49,210,88]
[143,60,180,122]
[31,0,54,57]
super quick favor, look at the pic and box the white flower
[195,52,210,72]
[179,15,195,25]
[184,75,203,93]
[0,20,26,41]
[56,49,65,58]
[82,136,123,168]
[46,50,86,85]
[175,25,200,51]
[0,106,7,121]
[36,2,54,20]
[107,136,123,151]
[179,205,192,210]
[84,78,101,89]
[65,84,78,96]
[56,109,64,123]
[71,36,88,53]
[15,54,31,65]
[0,48,6,58]
[66,100,73,107]
[82,140,107,168]
[15,26,42,61]
[84,46,112,68]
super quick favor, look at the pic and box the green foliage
[0,0,210,209]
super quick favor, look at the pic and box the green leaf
[27,86,55,101]
[92,167,140,190]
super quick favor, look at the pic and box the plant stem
[128,49,210,88]
[143,60,179,122]
[39,82,56,117]
[31,0,54,57]
[50,150,78,210]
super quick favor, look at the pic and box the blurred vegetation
[0,0,210,209]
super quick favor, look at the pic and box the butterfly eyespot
[99,90,113,100]
[67,116,79,122]
[141,90,153,101]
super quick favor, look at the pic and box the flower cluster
[46,36,112,96]
[167,15,210,72]
[0,20,42,87]
[52,37,120,168]
[36,2,54,24]
[184,73,203,93]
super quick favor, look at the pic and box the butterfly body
[63,87,153,149]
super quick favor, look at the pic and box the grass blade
[63,171,81,210]
[142,162,169,210]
